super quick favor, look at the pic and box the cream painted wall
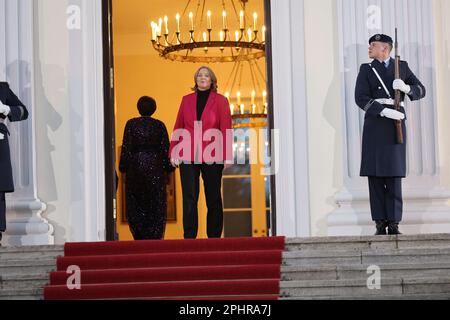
[303,0,343,236]
[434,0,450,193]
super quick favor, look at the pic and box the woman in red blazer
[169,66,232,239]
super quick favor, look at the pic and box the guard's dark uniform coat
[355,58,426,178]
[0,82,28,232]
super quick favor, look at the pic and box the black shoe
[375,220,388,235]
[0,232,2,245]
[387,222,402,235]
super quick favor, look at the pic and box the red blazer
[169,91,233,163]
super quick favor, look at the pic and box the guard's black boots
[0,232,2,246]
[387,222,402,235]
[375,220,388,235]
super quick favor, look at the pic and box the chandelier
[150,0,266,63]
[223,59,268,129]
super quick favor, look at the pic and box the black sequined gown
[119,117,175,240]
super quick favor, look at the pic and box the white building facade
[1,0,450,245]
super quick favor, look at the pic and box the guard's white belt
[375,98,404,107]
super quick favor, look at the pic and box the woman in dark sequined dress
[119,96,175,240]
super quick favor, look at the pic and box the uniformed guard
[0,82,29,245]
[355,34,426,235]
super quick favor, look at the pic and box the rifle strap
[369,64,392,99]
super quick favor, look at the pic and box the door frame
[102,0,118,241]
[102,0,277,239]
[264,0,277,236]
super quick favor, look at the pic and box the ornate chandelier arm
[250,59,265,95]
[238,61,245,94]
[195,0,203,31]
[180,0,193,21]
[230,0,242,25]
[253,59,266,84]
[247,59,259,98]
[199,0,206,29]
[225,62,239,90]
[230,61,242,98]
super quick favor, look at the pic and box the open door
[103,0,118,241]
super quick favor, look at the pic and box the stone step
[281,293,450,300]
[280,277,450,298]
[281,263,450,281]
[281,278,402,297]
[0,245,64,260]
[0,246,64,300]
[404,277,450,295]
[283,247,450,266]
[1,273,50,290]
[285,234,450,251]
[0,258,57,276]
[0,288,43,300]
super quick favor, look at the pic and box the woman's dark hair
[137,96,157,116]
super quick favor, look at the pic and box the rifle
[394,28,404,144]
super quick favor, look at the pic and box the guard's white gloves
[0,101,11,116]
[170,158,181,168]
[393,79,411,94]
[380,108,405,121]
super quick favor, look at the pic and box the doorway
[103,0,276,240]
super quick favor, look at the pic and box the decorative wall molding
[270,0,311,237]
[64,0,106,242]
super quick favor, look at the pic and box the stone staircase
[280,234,450,300]
[0,245,64,300]
[2,234,450,300]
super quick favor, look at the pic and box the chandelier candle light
[150,1,266,63]
[225,90,267,115]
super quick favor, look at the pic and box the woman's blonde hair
[192,66,218,92]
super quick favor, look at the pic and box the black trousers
[0,192,6,232]
[368,177,403,223]
[180,163,224,239]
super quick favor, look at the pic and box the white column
[328,0,450,235]
[33,0,106,243]
[75,0,106,242]
[0,0,53,245]
[270,0,311,237]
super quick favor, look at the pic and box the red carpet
[44,236,285,300]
